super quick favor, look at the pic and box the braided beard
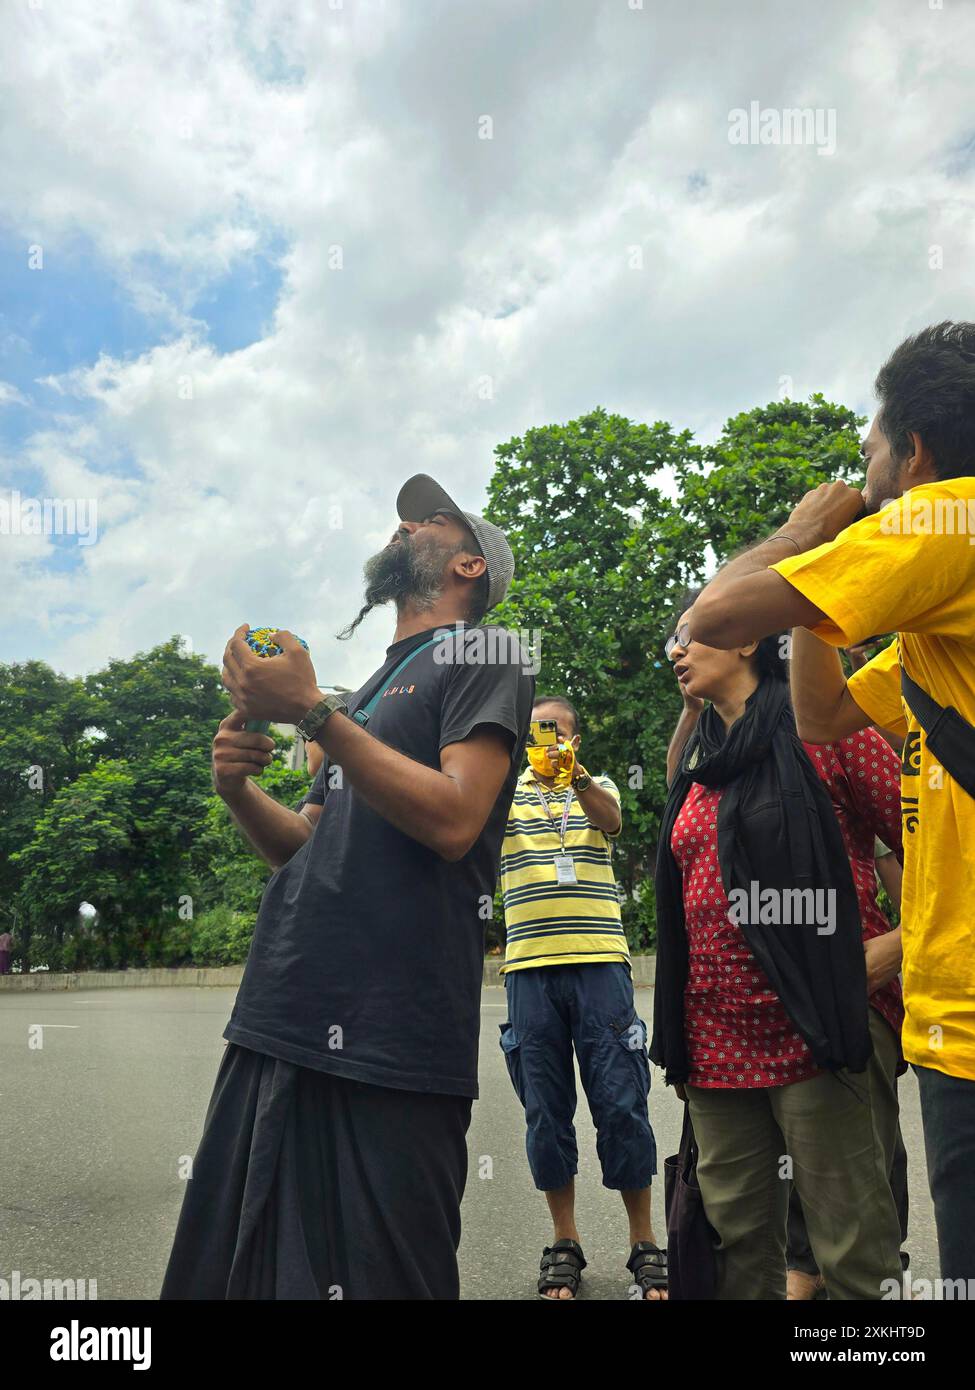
[336,531,453,640]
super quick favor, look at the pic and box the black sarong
[160,1044,472,1300]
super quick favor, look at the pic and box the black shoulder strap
[900,661,975,801]
[899,663,942,731]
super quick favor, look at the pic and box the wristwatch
[572,769,593,792]
[296,692,347,742]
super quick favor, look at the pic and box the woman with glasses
[651,590,907,1300]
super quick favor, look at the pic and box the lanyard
[532,780,574,854]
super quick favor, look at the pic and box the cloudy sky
[2,0,973,688]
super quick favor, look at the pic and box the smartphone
[528,718,558,747]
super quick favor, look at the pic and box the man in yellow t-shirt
[688,322,975,1288]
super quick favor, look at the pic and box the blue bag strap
[352,632,449,726]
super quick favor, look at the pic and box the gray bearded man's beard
[336,532,452,640]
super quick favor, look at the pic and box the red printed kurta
[671,729,904,1089]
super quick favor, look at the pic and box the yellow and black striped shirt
[500,767,628,974]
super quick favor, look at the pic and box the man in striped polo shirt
[498,695,664,1301]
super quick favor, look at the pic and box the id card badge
[554,854,578,885]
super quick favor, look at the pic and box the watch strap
[296,693,347,741]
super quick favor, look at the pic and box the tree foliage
[2,641,306,970]
[0,661,102,911]
[676,396,865,557]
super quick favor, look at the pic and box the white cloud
[3,0,975,683]
[0,381,29,406]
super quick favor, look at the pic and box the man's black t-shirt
[224,623,535,1098]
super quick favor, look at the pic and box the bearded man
[161,474,534,1301]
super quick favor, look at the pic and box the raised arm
[788,626,872,744]
[691,566,825,648]
[689,482,867,648]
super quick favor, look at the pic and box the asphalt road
[0,986,940,1300]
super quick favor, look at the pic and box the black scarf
[649,679,871,1085]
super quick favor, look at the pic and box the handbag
[664,1101,718,1300]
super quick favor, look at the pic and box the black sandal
[538,1239,587,1299]
[627,1241,668,1299]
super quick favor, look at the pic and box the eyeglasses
[664,622,691,661]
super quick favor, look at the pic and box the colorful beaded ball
[245,626,309,658]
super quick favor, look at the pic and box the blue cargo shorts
[499,961,657,1193]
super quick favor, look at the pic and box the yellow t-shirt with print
[773,477,975,1081]
[500,768,628,974]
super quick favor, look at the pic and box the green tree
[84,637,229,761]
[0,661,102,963]
[676,395,866,562]
[4,637,309,969]
[12,749,212,968]
[486,399,867,949]
[5,638,231,964]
